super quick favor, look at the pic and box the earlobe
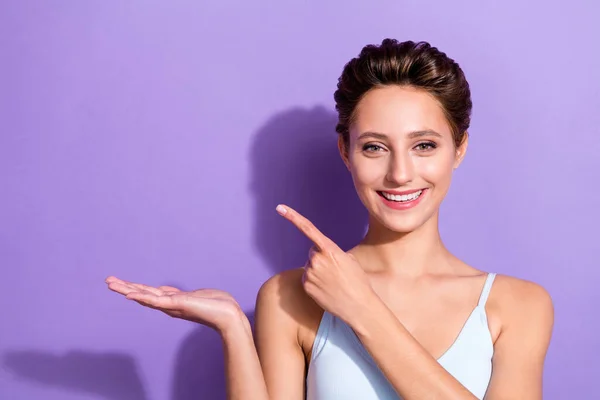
[337,135,351,170]
[453,132,469,169]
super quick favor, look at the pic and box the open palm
[105,276,242,333]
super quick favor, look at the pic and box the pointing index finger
[276,204,334,251]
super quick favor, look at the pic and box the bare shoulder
[483,274,554,397]
[256,267,315,312]
[255,267,322,336]
[255,268,320,397]
[491,274,553,313]
[490,274,554,335]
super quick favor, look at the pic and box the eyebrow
[358,129,443,140]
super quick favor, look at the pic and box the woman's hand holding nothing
[105,277,248,335]
[106,203,376,334]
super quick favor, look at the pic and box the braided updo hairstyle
[334,39,472,150]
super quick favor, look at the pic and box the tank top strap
[311,311,333,362]
[477,272,496,307]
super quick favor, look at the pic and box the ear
[337,135,351,170]
[453,132,469,169]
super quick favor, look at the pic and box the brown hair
[334,39,472,149]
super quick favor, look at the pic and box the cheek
[349,158,385,188]
[415,153,455,183]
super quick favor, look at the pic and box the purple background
[1,1,598,399]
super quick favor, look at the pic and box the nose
[385,152,415,185]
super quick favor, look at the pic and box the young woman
[106,39,554,399]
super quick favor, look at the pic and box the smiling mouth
[377,189,425,203]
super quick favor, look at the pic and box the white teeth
[381,190,423,202]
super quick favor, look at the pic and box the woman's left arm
[478,280,554,399]
[276,204,554,400]
[348,280,554,400]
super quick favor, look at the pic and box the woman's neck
[353,213,455,277]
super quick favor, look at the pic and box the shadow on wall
[2,107,368,400]
[170,326,226,400]
[248,106,368,274]
[170,311,255,400]
[171,106,368,399]
[2,350,147,400]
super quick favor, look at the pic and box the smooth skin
[107,85,554,399]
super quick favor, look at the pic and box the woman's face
[341,85,467,234]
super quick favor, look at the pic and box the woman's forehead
[351,86,452,140]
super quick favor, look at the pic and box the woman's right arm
[106,272,307,400]
[221,313,269,400]
[254,271,309,400]
[106,276,271,399]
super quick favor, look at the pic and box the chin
[377,214,430,234]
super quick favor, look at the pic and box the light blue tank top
[306,273,496,400]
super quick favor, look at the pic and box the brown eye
[362,144,385,152]
[414,142,437,151]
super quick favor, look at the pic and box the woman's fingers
[126,292,180,310]
[308,245,318,261]
[107,281,139,296]
[105,276,121,284]
[158,285,181,293]
[107,277,209,322]
[115,278,162,295]
[107,281,160,300]
[106,276,167,296]
[129,283,163,296]
[276,204,337,253]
